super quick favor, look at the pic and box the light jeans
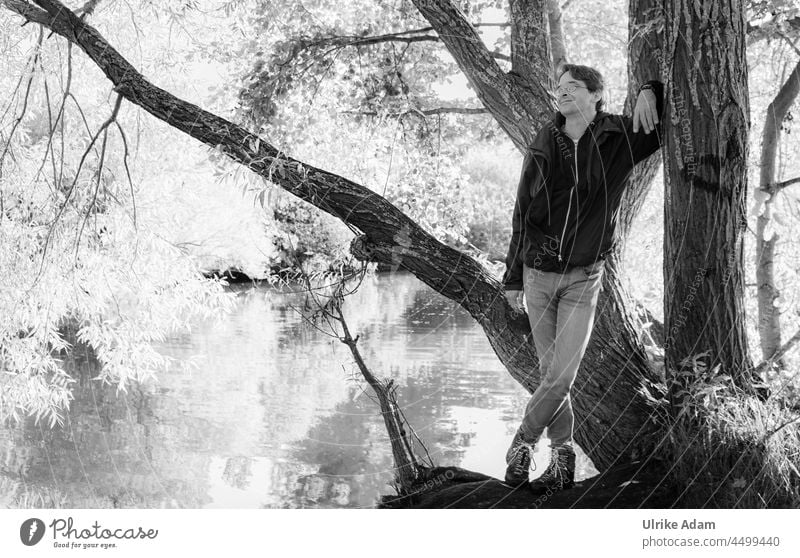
[518,260,605,448]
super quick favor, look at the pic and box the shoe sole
[503,477,530,487]
[500,480,529,489]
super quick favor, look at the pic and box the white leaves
[0,5,269,427]
[0,166,240,426]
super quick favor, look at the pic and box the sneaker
[504,429,535,486]
[528,444,575,494]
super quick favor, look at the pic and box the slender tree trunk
[510,0,552,91]
[756,60,800,369]
[339,316,424,493]
[662,0,755,396]
[546,0,566,79]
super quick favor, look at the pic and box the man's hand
[633,89,659,134]
[505,289,525,315]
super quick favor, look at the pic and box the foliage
[0,475,68,508]
[0,2,273,426]
[656,352,800,508]
[225,0,517,259]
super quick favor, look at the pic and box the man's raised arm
[625,80,665,165]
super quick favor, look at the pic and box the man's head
[555,64,604,118]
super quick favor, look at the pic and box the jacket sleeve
[502,147,548,291]
[622,79,665,165]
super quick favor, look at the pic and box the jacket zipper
[559,137,579,263]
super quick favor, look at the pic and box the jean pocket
[582,260,605,278]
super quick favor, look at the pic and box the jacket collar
[529,110,624,158]
[551,110,623,135]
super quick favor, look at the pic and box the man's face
[556,72,601,118]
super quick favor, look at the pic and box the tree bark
[2,0,672,472]
[509,0,553,93]
[755,60,800,369]
[662,0,755,394]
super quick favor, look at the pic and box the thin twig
[33,92,123,286]
[74,94,123,260]
[755,327,800,376]
[0,27,43,182]
[34,42,72,188]
[344,106,489,118]
[113,121,137,229]
[764,415,800,440]
[773,176,800,191]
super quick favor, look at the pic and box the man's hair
[557,64,605,112]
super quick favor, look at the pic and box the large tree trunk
[662,0,756,396]
[755,60,800,370]
[1,0,676,472]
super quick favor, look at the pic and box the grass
[0,476,68,509]
[653,357,800,508]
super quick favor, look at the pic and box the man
[501,64,664,493]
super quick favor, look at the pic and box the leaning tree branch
[1,0,543,386]
[410,0,552,151]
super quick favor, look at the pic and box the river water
[1,271,597,508]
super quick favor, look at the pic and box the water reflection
[1,271,597,508]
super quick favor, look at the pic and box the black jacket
[502,81,665,290]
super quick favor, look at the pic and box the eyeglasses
[555,84,588,95]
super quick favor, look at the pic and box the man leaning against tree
[502,63,665,494]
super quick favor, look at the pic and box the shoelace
[538,450,568,482]
[538,460,558,482]
[509,445,531,476]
